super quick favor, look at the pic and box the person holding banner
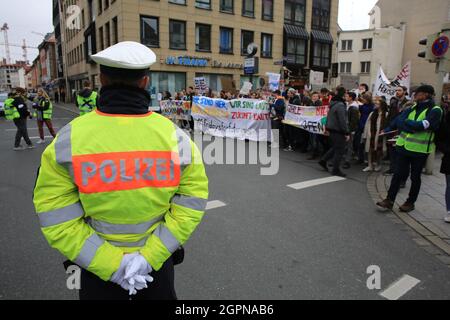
[318,86,349,178]
[377,85,443,213]
[270,90,287,148]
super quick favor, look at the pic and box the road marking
[29,136,54,139]
[379,275,421,300]
[287,176,346,190]
[206,200,227,210]
[6,128,58,131]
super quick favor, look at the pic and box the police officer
[11,87,34,151]
[33,41,209,300]
[377,85,442,213]
[76,80,99,116]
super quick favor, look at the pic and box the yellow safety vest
[33,109,208,281]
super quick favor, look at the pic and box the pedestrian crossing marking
[379,274,421,300]
[287,176,346,190]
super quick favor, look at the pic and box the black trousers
[79,258,177,300]
[13,118,32,147]
[321,133,346,173]
[387,151,428,204]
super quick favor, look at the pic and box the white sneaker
[374,165,382,172]
[27,144,35,149]
[363,166,373,172]
[13,146,25,151]
[37,139,45,144]
[445,213,450,223]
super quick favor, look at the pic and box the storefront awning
[310,30,334,44]
[284,24,309,40]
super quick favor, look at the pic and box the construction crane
[1,23,11,64]
[0,41,38,64]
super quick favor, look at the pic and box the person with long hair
[362,96,388,172]
[32,88,57,144]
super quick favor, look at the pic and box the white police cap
[91,41,157,70]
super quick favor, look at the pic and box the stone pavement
[367,156,450,267]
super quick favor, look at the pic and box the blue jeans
[446,175,450,212]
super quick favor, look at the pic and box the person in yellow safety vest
[33,41,209,300]
[11,87,34,151]
[76,80,99,116]
[377,85,443,213]
[32,88,57,144]
[3,93,19,120]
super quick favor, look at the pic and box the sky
[0,0,378,63]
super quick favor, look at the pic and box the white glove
[110,253,139,292]
[124,254,153,284]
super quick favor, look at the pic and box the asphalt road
[1,104,450,300]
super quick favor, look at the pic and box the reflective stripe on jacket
[33,109,209,281]
[77,92,98,116]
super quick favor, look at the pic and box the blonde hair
[38,88,51,100]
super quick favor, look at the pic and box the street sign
[432,36,449,57]
[244,57,259,75]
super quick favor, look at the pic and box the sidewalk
[54,102,79,114]
[367,156,450,266]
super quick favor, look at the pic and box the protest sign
[160,100,191,121]
[266,72,281,91]
[240,82,253,95]
[191,96,271,141]
[284,104,329,135]
[194,77,208,94]
[374,61,411,101]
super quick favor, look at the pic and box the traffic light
[418,33,440,63]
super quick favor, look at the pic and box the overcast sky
[0,0,378,63]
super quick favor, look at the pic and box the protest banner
[284,104,329,135]
[374,61,411,101]
[191,96,271,141]
[160,100,191,121]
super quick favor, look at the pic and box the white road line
[6,128,58,131]
[379,275,421,300]
[29,136,54,139]
[206,200,227,211]
[287,176,346,190]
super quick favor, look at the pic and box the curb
[367,172,450,268]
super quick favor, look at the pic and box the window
[340,62,351,73]
[104,0,109,10]
[284,0,306,26]
[169,0,186,4]
[141,16,159,47]
[362,38,373,50]
[148,72,186,107]
[241,30,254,55]
[312,42,330,67]
[112,17,118,44]
[196,0,211,9]
[99,26,104,50]
[82,9,85,28]
[220,27,233,54]
[361,61,371,73]
[261,33,272,58]
[262,0,274,20]
[98,0,102,15]
[341,40,352,51]
[169,20,186,50]
[242,0,254,17]
[196,24,211,52]
[220,0,233,13]
[105,22,111,48]
[286,38,306,65]
[312,0,330,31]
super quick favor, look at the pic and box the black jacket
[12,96,30,119]
[325,97,349,135]
[98,85,150,115]
[440,110,450,174]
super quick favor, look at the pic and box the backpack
[433,106,448,153]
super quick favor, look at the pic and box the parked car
[0,92,8,116]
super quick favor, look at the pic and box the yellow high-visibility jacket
[33,109,208,281]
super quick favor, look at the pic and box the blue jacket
[358,104,374,131]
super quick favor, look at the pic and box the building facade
[336,25,405,91]
[57,0,339,104]
[0,62,28,91]
[375,0,450,90]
